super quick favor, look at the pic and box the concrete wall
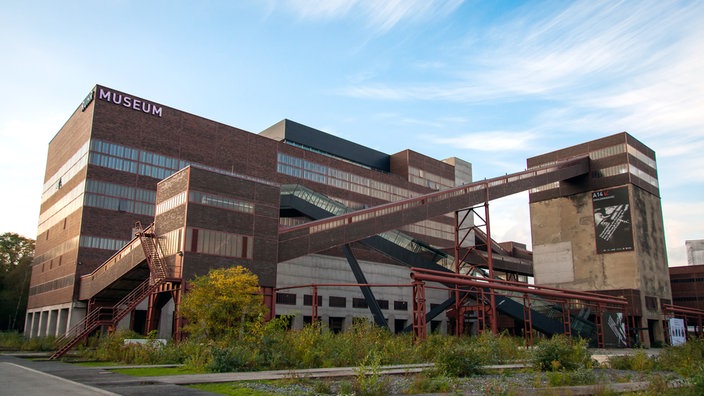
[530,184,670,346]
[276,253,449,334]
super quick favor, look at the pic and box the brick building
[26,85,478,337]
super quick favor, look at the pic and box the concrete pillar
[57,308,69,337]
[158,298,175,339]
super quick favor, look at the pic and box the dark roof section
[260,119,391,172]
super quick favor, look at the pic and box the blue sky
[1,1,702,266]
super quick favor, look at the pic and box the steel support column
[412,280,427,341]
[342,244,388,329]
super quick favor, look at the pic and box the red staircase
[49,223,168,360]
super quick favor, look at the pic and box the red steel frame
[410,267,628,346]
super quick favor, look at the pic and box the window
[185,227,253,259]
[394,300,408,311]
[377,299,389,310]
[276,293,296,305]
[329,317,345,334]
[329,296,346,308]
[352,298,368,309]
[304,294,323,306]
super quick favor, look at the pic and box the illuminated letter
[98,88,111,101]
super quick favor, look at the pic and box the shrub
[608,350,653,371]
[408,373,456,393]
[434,343,485,377]
[207,345,257,372]
[353,352,391,396]
[531,335,592,372]
[655,337,704,375]
[0,331,26,350]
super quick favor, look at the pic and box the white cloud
[428,131,538,152]
[276,0,464,32]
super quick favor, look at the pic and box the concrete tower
[528,132,670,347]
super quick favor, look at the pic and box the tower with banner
[528,133,670,347]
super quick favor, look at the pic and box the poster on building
[592,186,634,254]
[603,312,628,348]
[669,318,686,346]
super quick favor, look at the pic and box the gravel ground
[235,368,687,395]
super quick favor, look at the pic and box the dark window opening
[352,298,368,309]
[394,300,408,311]
[329,296,346,308]
[329,317,345,333]
[304,294,323,306]
[276,292,296,305]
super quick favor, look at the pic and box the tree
[180,266,267,342]
[0,233,34,331]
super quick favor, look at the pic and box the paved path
[0,355,214,395]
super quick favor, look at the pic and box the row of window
[90,139,276,187]
[38,181,85,235]
[42,141,90,203]
[79,235,130,251]
[278,153,414,202]
[155,192,187,216]
[276,293,409,311]
[28,275,74,296]
[185,227,253,259]
[84,194,155,216]
[189,191,254,214]
[533,143,659,194]
[671,277,704,284]
[33,237,79,267]
[408,166,454,190]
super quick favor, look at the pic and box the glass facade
[188,191,254,214]
[185,227,253,259]
[84,179,155,216]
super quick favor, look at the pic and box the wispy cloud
[275,0,464,32]
[428,131,538,152]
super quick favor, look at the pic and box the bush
[434,343,485,377]
[531,335,592,372]
[353,352,391,396]
[655,337,704,375]
[408,373,456,393]
[207,345,257,372]
[0,332,26,350]
[608,350,653,371]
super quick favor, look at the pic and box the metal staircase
[49,223,168,360]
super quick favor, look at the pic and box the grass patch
[111,366,204,376]
[187,382,271,396]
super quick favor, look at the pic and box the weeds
[531,335,592,372]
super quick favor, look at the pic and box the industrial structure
[23,85,683,358]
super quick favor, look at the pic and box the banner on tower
[592,186,634,254]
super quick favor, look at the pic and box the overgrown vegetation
[7,267,704,393]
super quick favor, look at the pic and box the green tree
[0,233,34,331]
[180,266,267,342]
